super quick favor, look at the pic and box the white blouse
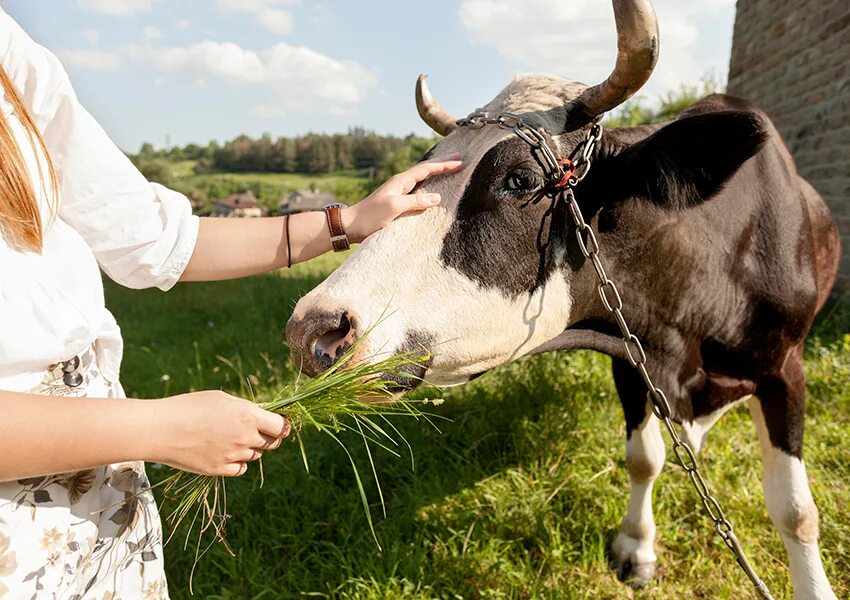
[0,9,199,393]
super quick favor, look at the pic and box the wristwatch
[323,203,350,252]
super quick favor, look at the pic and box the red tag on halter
[554,158,577,189]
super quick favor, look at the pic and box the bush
[604,75,724,128]
[133,158,175,187]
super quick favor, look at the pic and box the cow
[285,0,841,597]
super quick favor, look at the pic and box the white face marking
[289,118,579,384]
[748,398,837,599]
[290,75,598,383]
[291,205,573,386]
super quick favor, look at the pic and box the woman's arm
[1,11,461,288]
[180,157,462,282]
[0,389,289,482]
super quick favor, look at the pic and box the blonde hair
[0,64,58,253]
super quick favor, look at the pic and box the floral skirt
[0,349,168,599]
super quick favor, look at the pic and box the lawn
[105,253,850,599]
[161,161,370,209]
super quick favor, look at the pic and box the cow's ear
[598,110,769,209]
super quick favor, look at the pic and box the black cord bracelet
[285,214,292,269]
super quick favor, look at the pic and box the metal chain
[456,112,774,600]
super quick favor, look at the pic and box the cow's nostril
[287,309,361,376]
[313,312,356,365]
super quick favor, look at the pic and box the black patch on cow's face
[439,137,571,297]
[380,329,434,391]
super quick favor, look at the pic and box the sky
[6,0,737,153]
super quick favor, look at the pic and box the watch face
[324,202,345,209]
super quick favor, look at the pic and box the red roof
[214,192,259,209]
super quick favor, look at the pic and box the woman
[0,8,461,599]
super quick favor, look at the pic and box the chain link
[456,112,774,600]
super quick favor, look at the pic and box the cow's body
[286,23,840,599]
[534,95,840,595]
[541,94,839,449]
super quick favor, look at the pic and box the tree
[605,76,724,128]
[135,159,174,187]
[368,135,438,192]
[274,137,297,173]
[182,143,203,160]
[137,142,156,160]
[334,134,354,171]
[296,134,336,173]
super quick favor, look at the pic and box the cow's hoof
[616,558,656,588]
[612,531,657,588]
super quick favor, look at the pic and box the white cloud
[459,0,734,101]
[216,0,299,35]
[78,0,152,16]
[256,43,378,115]
[130,41,265,82]
[58,49,121,71]
[257,9,294,34]
[129,40,378,116]
[143,26,163,39]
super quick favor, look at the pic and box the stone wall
[727,0,849,292]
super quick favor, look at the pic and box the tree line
[131,127,436,176]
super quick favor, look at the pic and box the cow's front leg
[612,361,665,587]
[612,409,664,586]
[748,356,836,600]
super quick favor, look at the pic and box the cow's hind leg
[749,347,836,600]
[611,360,665,587]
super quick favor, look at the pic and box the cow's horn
[416,74,456,136]
[577,0,659,117]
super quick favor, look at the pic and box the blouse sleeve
[0,9,199,291]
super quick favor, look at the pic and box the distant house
[211,191,265,218]
[278,188,337,215]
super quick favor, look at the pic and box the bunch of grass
[158,340,442,576]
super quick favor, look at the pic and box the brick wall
[727,0,850,293]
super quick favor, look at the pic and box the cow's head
[286,0,767,388]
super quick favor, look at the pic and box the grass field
[162,161,370,208]
[105,253,850,599]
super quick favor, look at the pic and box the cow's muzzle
[286,309,360,377]
[286,308,433,390]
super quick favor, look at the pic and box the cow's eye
[503,170,537,193]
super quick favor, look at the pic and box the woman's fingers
[234,448,263,462]
[258,432,282,450]
[254,407,290,439]
[398,192,441,212]
[396,158,463,193]
[221,462,248,477]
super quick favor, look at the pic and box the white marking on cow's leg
[612,408,664,587]
[748,397,836,600]
[680,396,748,453]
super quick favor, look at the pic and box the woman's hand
[147,391,291,477]
[342,154,463,243]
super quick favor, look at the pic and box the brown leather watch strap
[324,203,350,252]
